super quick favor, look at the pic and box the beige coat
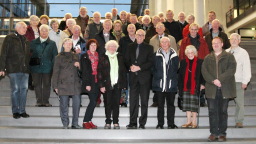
[149,34,177,53]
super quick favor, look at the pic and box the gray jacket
[52,52,81,96]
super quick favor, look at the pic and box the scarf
[87,50,99,82]
[105,51,119,86]
[113,31,123,42]
[183,57,197,95]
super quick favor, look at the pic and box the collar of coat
[34,37,51,44]
[156,47,177,60]
[207,50,229,60]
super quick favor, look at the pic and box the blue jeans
[59,95,81,127]
[8,73,29,114]
[207,89,229,136]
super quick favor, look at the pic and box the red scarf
[183,57,197,95]
[87,50,99,82]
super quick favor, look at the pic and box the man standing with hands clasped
[202,37,236,142]
[125,29,154,129]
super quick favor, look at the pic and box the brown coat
[52,52,81,96]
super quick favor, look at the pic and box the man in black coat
[95,19,116,55]
[125,29,154,129]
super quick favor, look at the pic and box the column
[194,0,205,26]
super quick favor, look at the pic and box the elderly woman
[178,45,205,128]
[49,19,64,52]
[59,13,72,30]
[112,20,125,42]
[30,24,58,107]
[97,40,127,129]
[179,23,209,60]
[25,15,40,42]
[80,39,100,129]
[38,15,49,27]
[52,38,81,129]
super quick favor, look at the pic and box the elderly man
[163,10,183,43]
[70,25,86,57]
[152,37,179,129]
[202,37,236,142]
[149,22,177,52]
[141,15,152,32]
[202,11,225,36]
[226,33,251,128]
[205,19,230,52]
[182,15,203,38]
[105,12,113,20]
[111,8,120,21]
[177,12,188,30]
[30,24,58,107]
[122,14,141,35]
[84,12,103,42]
[125,29,154,129]
[95,19,116,55]
[144,15,161,43]
[75,7,90,35]
[0,22,30,119]
[59,18,77,48]
[144,9,150,15]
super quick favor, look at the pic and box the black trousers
[32,73,51,104]
[157,91,176,126]
[103,84,121,124]
[129,78,150,126]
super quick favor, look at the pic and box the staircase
[0,40,256,143]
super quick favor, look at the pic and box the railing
[226,0,256,24]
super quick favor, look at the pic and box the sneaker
[104,124,111,129]
[71,125,82,129]
[89,121,97,129]
[83,122,92,129]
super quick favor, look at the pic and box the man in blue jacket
[152,37,179,129]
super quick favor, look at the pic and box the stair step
[1,116,256,127]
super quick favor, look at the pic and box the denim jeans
[8,73,29,114]
[59,95,81,127]
[207,89,229,136]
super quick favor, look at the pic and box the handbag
[29,57,41,66]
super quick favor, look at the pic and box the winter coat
[0,32,30,74]
[80,53,99,93]
[24,25,39,42]
[152,48,179,92]
[179,35,209,60]
[95,30,116,55]
[205,28,230,52]
[97,53,127,91]
[201,51,237,99]
[30,37,58,74]
[52,52,81,96]
[178,59,205,96]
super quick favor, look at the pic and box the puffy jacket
[30,37,58,73]
[152,48,179,92]
[0,32,30,74]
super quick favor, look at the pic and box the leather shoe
[218,136,226,142]
[71,125,82,129]
[156,125,164,129]
[104,124,111,129]
[20,113,30,118]
[139,125,145,129]
[235,122,243,128]
[208,134,218,142]
[126,123,137,129]
[113,124,120,129]
[168,124,178,129]
[200,103,207,107]
[13,113,20,119]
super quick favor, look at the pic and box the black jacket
[95,30,116,55]
[117,35,134,56]
[97,53,127,91]
[80,53,99,93]
[152,48,179,92]
[125,42,154,85]
[0,32,30,74]
[163,20,183,42]
[178,59,205,96]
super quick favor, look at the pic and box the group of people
[0,7,252,142]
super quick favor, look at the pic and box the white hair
[39,24,50,31]
[136,29,146,35]
[29,15,39,22]
[15,21,27,29]
[80,7,87,12]
[105,40,119,50]
[142,15,151,23]
[93,11,101,17]
[230,33,241,40]
[185,45,198,56]
[105,12,112,18]
[66,18,76,25]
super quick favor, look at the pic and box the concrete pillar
[193,0,205,26]
[166,0,175,11]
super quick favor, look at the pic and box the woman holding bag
[52,38,82,129]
